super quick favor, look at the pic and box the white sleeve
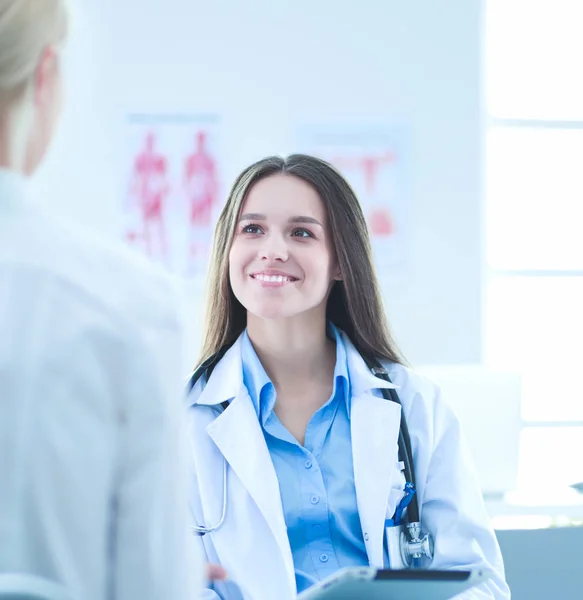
[111,283,203,600]
[419,389,510,600]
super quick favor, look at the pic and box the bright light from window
[487,0,583,120]
[485,276,583,422]
[486,0,583,498]
[518,427,583,489]
[486,127,583,270]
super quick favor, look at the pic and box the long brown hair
[198,154,404,367]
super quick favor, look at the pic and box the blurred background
[31,0,583,595]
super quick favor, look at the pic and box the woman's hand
[206,563,228,581]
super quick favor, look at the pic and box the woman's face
[228,174,341,322]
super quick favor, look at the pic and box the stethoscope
[187,346,434,568]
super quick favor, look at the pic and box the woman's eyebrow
[239,213,323,227]
[239,212,266,222]
[289,216,323,227]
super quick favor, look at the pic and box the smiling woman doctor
[187,154,510,600]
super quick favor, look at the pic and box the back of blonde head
[0,0,68,108]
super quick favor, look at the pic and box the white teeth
[254,274,292,282]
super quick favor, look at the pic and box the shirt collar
[241,330,271,418]
[240,322,351,424]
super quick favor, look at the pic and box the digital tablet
[297,567,492,600]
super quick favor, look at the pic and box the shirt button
[319,553,329,563]
[364,533,370,541]
[310,495,320,505]
[304,460,313,469]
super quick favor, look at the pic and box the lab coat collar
[191,336,246,406]
[340,331,399,396]
[190,329,399,407]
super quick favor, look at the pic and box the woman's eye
[242,224,262,234]
[292,228,313,238]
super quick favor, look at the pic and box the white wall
[35,0,484,366]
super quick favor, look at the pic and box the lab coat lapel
[191,337,295,594]
[205,386,294,582]
[351,393,402,567]
[345,336,402,567]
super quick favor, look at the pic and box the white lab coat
[187,333,511,600]
[0,170,202,600]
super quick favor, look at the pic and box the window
[485,0,583,491]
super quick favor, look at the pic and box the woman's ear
[33,46,59,108]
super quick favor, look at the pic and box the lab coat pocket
[384,462,408,570]
[385,461,407,525]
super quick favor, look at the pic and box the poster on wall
[295,125,409,278]
[122,114,223,278]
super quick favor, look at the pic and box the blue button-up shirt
[241,324,370,593]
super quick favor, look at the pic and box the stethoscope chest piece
[386,521,434,570]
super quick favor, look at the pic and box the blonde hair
[0,0,69,107]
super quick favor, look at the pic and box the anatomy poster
[123,114,222,277]
[295,125,410,277]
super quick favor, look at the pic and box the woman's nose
[258,232,289,262]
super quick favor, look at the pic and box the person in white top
[0,1,203,598]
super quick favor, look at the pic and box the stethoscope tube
[192,456,228,535]
[371,366,420,524]
[189,348,231,536]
